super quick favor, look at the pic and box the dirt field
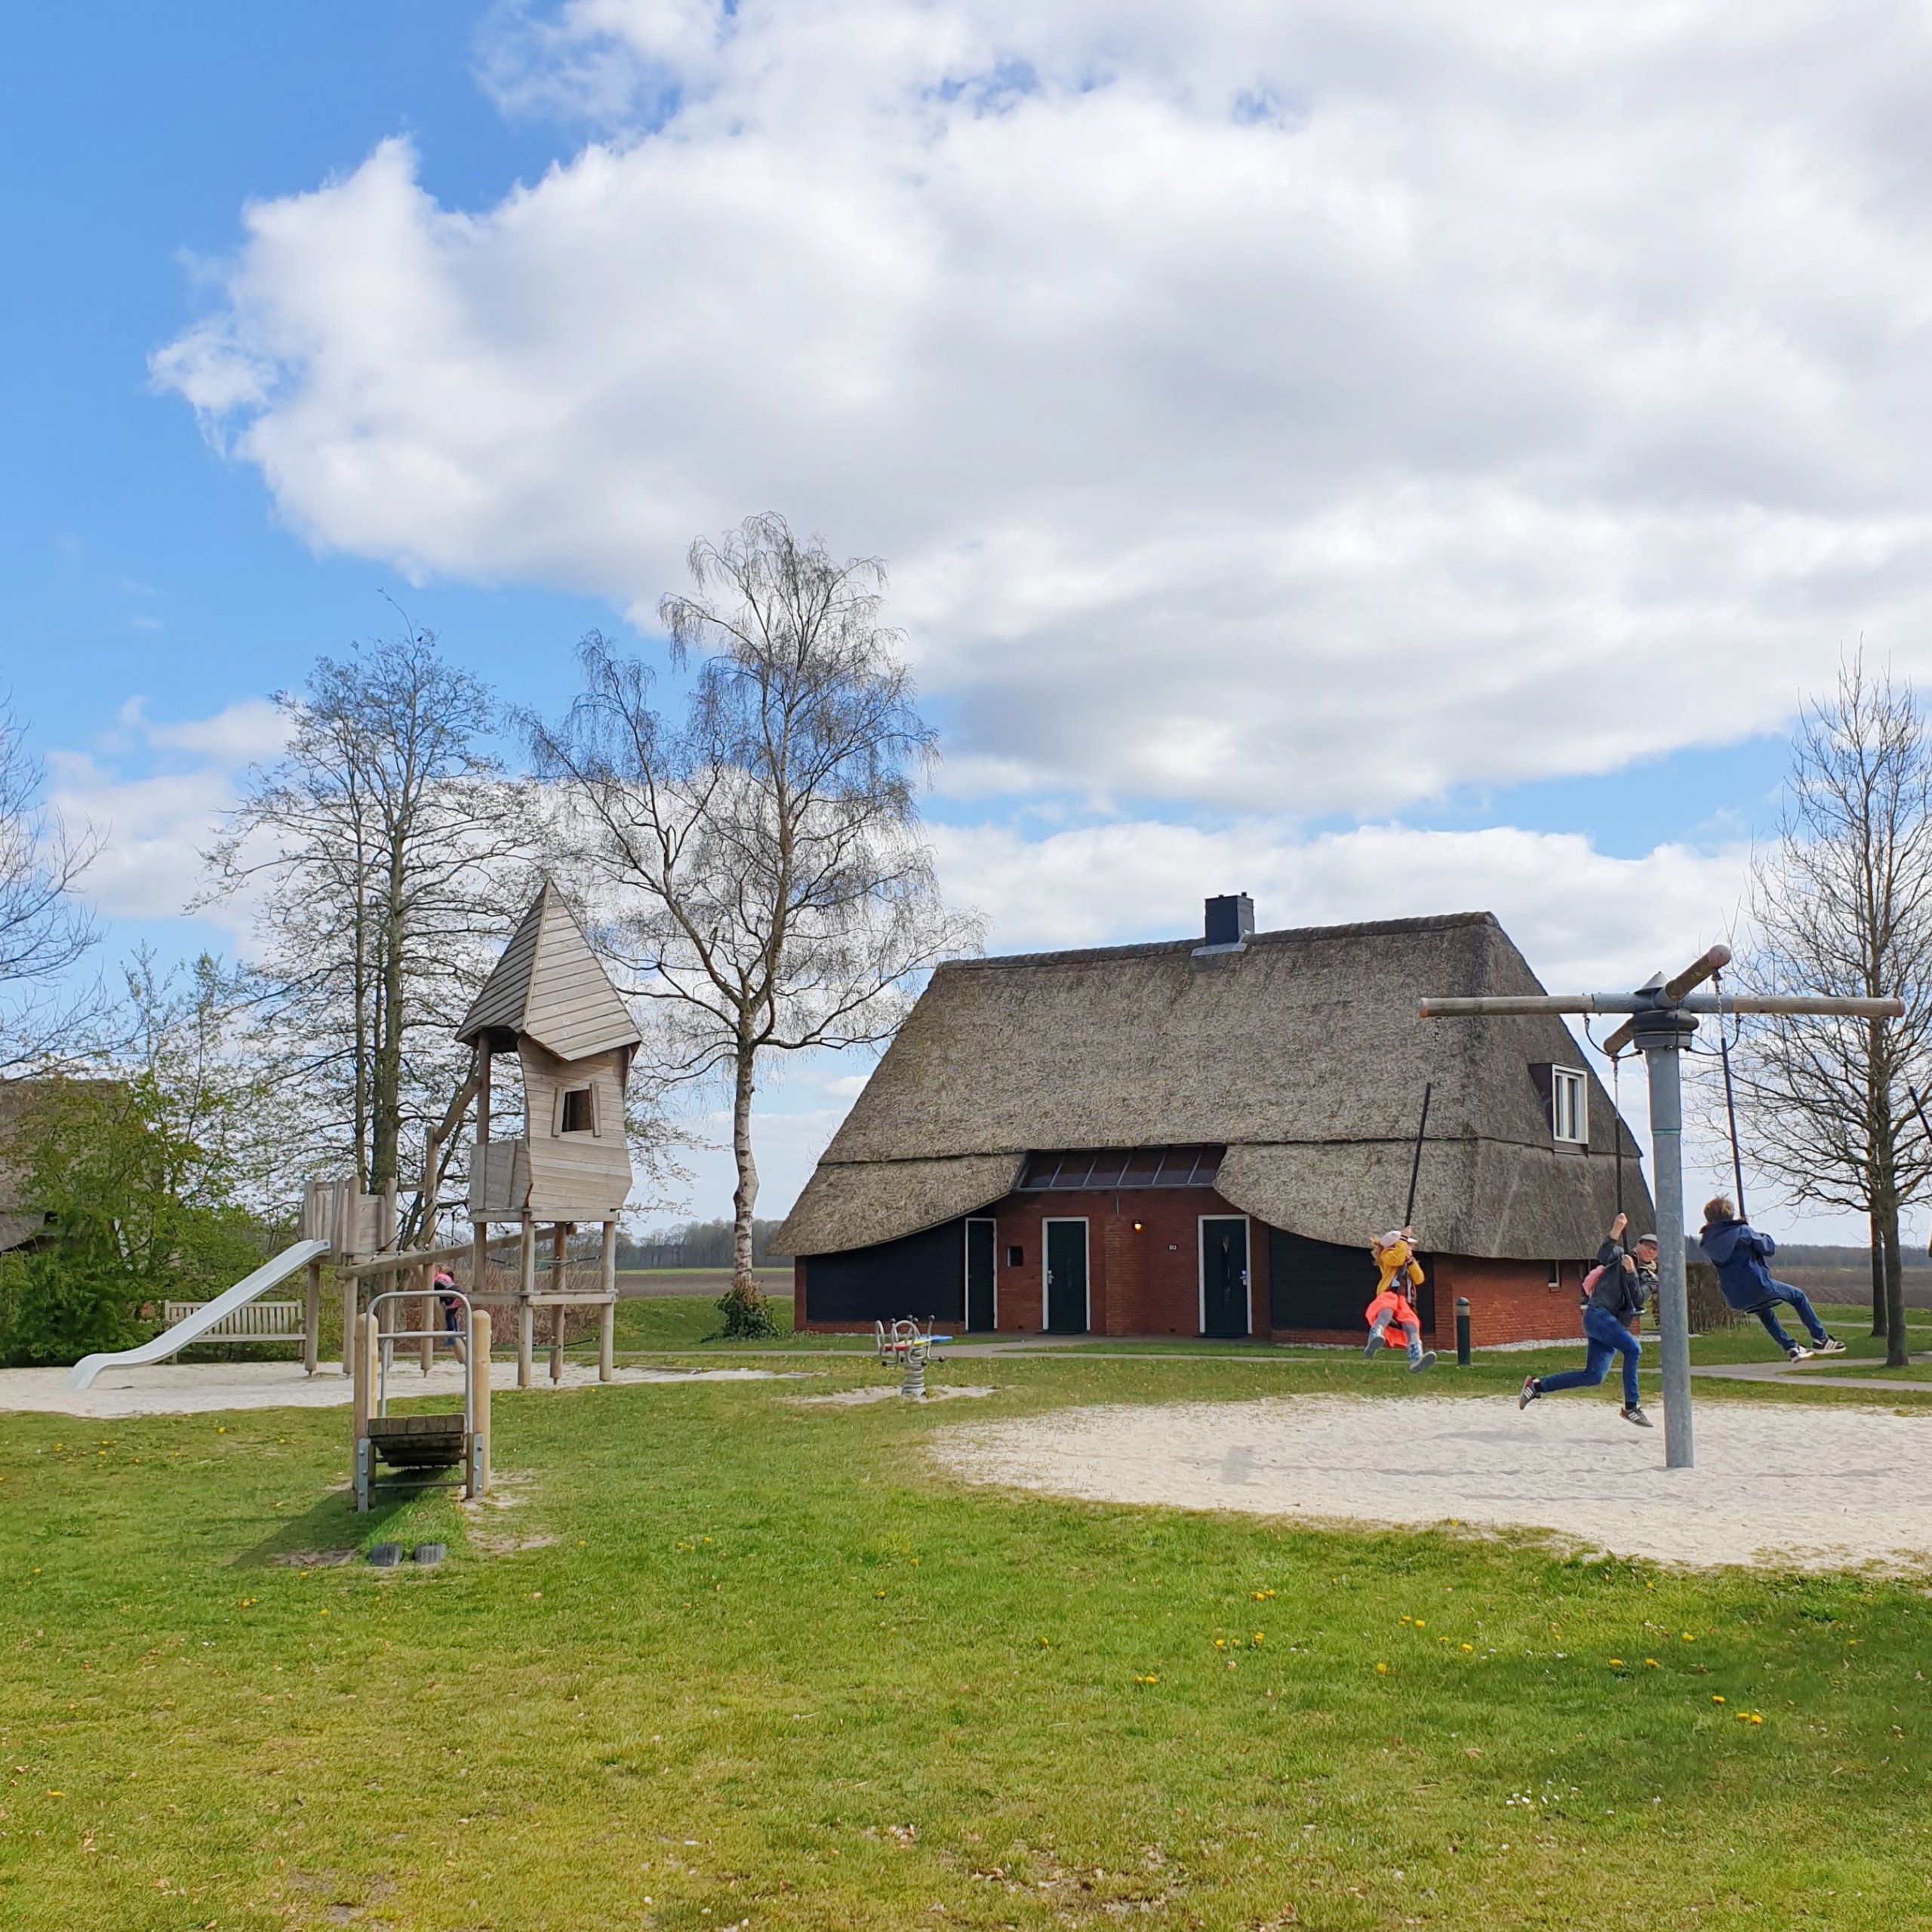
[934,1392,1932,1571]
[614,1266,793,1298]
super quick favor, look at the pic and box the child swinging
[1364,1228,1436,1373]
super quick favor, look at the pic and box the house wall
[1434,1255,1586,1348]
[518,1040,632,1222]
[795,1195,1591,1346]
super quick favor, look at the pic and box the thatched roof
[777,912,1651,1260]
[457,882,641,1062]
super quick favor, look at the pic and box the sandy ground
[934,1394,1932,1572]
[0,1359,811,1420]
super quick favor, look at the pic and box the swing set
[1422,944,1900,1469]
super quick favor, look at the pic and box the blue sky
[7,2,1929,1235]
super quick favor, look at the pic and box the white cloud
[930,817,1749,998]
[152,1,1932,813]
[45,701,288,934]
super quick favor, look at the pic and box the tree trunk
[731,1035,758,1293]
[370,851,410,1195]
[1881,1192,1909,1369]
[1870,1205,1887,1336]
[712,1031,775,1339]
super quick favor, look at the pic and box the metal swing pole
[1420,946,1901,1472]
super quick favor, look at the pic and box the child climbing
[433,1266,468,1367]
[1517,1211,1654,1426]
[1364,1229,1436,1372]
[1697,1196,1846,1361]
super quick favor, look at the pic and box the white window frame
[1551,1065,1589,1146]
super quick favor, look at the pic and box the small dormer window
[558,1086,596,1136]
[1551,1066,1588,1146]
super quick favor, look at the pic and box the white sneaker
[1786,1344,1814,1361]
[1814,1337,1847,1355]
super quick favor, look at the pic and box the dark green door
[1201,1217,1250,1338]
[1044,1220,1088,1334]
[965,1219,996,1331]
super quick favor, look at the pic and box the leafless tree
[199,625,538,1232]
[0,702,100,1068]
[1736,653,1932,1367]
[529,514,980,1331]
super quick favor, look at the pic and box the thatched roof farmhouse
[777,900,1651,1346]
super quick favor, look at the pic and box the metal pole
[1638,1025,1695,1469]
[1454,1296,1471,1367]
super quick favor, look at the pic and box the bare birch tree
[0,702,100,1067]
[199,626,537,1232]
[529,514,980,1334]
[1737,654,1932,1367]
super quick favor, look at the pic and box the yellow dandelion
[1214,1638,1227,1650]
[1414,1619,1425,1629]
[1644,1659,1659,1668]
[1609,1658,1623,1667]
[1375,1662,1389,1675]
[1749,1714,1763,1726]
[1038,1636,1051,1647]
[1252,1632,1265,1644]
[1460,1643,1473,1653]
[1712,1694,1724,1704]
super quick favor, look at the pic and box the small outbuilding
[777,901,1651,1348]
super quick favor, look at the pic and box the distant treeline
[620,1218,786,1270]
[1770,1244,1932,1271]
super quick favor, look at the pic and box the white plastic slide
[64,1239,332,1390]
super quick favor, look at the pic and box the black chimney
[1201,894,1254,949]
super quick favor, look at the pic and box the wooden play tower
[457,882,642,1388]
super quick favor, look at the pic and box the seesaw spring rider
[1364,1229,1436,1373]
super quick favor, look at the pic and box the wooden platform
[368,1411,467,1469]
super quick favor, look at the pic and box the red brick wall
[990,1187,1257,1336]
[1433,1256,1584,1348]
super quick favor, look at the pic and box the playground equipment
[457,881,639,1389]
[352,1288,491,1510]
[318,883,641,1390]
[875,1317,949,1397]
[1421,943,1901,1469]
[64,1238,331,1391]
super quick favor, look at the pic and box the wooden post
[352,1310,374,1511]
[472,1050,491,1320]
[468,1308,491,1500]
[550,1224,569,1383]
[340,1269,357,1378]
[303,1257,322,1376]
[517,1214,535,1389]
[599,1218,617,1382]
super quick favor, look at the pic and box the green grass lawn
[4,1350,1931,1930]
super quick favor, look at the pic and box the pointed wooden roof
[457,882,642,1060]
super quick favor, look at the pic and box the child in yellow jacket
[1364,1229,1436,1372]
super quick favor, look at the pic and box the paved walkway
[0,1358,813,1420]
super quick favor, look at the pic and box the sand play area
[934,1394,1932,1572]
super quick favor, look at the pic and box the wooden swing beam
[1421,945,1903,1470]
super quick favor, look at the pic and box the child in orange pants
[1364,1229,1436,1372]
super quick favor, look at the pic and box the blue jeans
[1743,1282,1829,1352]
[1539,1305,1641,1408]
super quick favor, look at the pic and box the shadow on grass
[232,1475,466,1569]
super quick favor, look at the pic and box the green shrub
[0,1245,150,1366]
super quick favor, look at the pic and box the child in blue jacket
[1697,1196,1846,1361]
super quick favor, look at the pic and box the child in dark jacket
[1697,1197,1845,1361]
[1517,1212,1654,1426]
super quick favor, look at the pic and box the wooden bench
[162,1299,303,1356]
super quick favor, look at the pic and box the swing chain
[1712,967,1747,1220]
